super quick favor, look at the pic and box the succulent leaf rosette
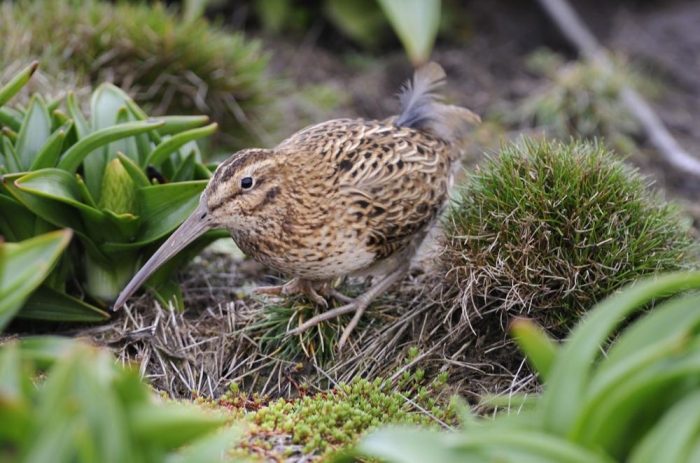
[0,62,225,322]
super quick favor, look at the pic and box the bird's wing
[329,120,452,259]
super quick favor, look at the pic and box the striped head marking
[205,148,282,229]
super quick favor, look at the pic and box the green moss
[440,138,695,331]
[217,372,454,459]
[0,0,271,150]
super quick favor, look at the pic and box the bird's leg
[315,280,355,304]
[254,278,328,308]
[287,265,409,349]
[326,288,355,304]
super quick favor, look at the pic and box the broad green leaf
[84,251,138,302]
[125,98,163,146]
[0,107,22,131]
[2,127,17,143]
[18,336,79,368]
[325,0,388,49]
[91,83,133,131]
[102,209,140,242]
[30,123,71,169]
[629,391,700,463]
[14,169,106,220]
[541,271,700,435]
[157,115,210,136]
[91,84,140,164]
[173,150,197,182]
[57,120,164,173]
[116,152,150,187]
[23,416,78,463]
[377,0,440,66]
[0,341,25,405]
[597,292,700,376]
[4,174,109,261]
[357,427,478,463]
[130,404,228,450]
[575,348,700,457]
[19,286,109,322]
[0,342,31,443]
[0,193,36,241]
[168,425,243,463]
[0,230,72,331]
[0,61,38,107]
[135,180,207,244]
[451,429,614,463]
[511,318,558,380]
[16,95,52,170]
[66,92,89,139]
[2,135,22,172]
[195,162,213,179]
[75,174,99,209]
[51,109,71,130]
[145,123,217,167]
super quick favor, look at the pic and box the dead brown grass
[85,249,537,404]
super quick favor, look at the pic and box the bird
[113,62,480,348]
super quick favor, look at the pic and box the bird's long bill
[112,201,211,310]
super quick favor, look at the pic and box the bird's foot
[316,283,355,304]
[287,296,370,349]
[254,278,328,308]
[286,265,409,349]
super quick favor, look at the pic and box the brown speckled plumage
[208,118,452,281]
[115,62,479,348]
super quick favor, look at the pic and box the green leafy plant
[0,62,225,322]
[513,49,661,152]
[348,271,700,462]
[0,337,241,462]
[377,0,441,66]
[0,230,75,330]
[0,0,270,149]
[250,0,440,65]
[439,138,694,332]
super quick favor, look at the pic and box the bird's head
[204,148,283,231]
[112,148,281,310]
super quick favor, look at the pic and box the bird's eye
[240,177,254,190]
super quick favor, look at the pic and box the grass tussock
[0,0,271,149]
[439,138,695,332]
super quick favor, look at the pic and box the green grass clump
[218,372,453,459]
[514,49,661,153]
[440,138,694,330]
[0,0,270,149]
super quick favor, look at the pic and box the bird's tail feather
[395,62,480,143]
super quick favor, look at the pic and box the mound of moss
[0,0,271,149]
[439,139,694,331]
[216,374,453,460]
